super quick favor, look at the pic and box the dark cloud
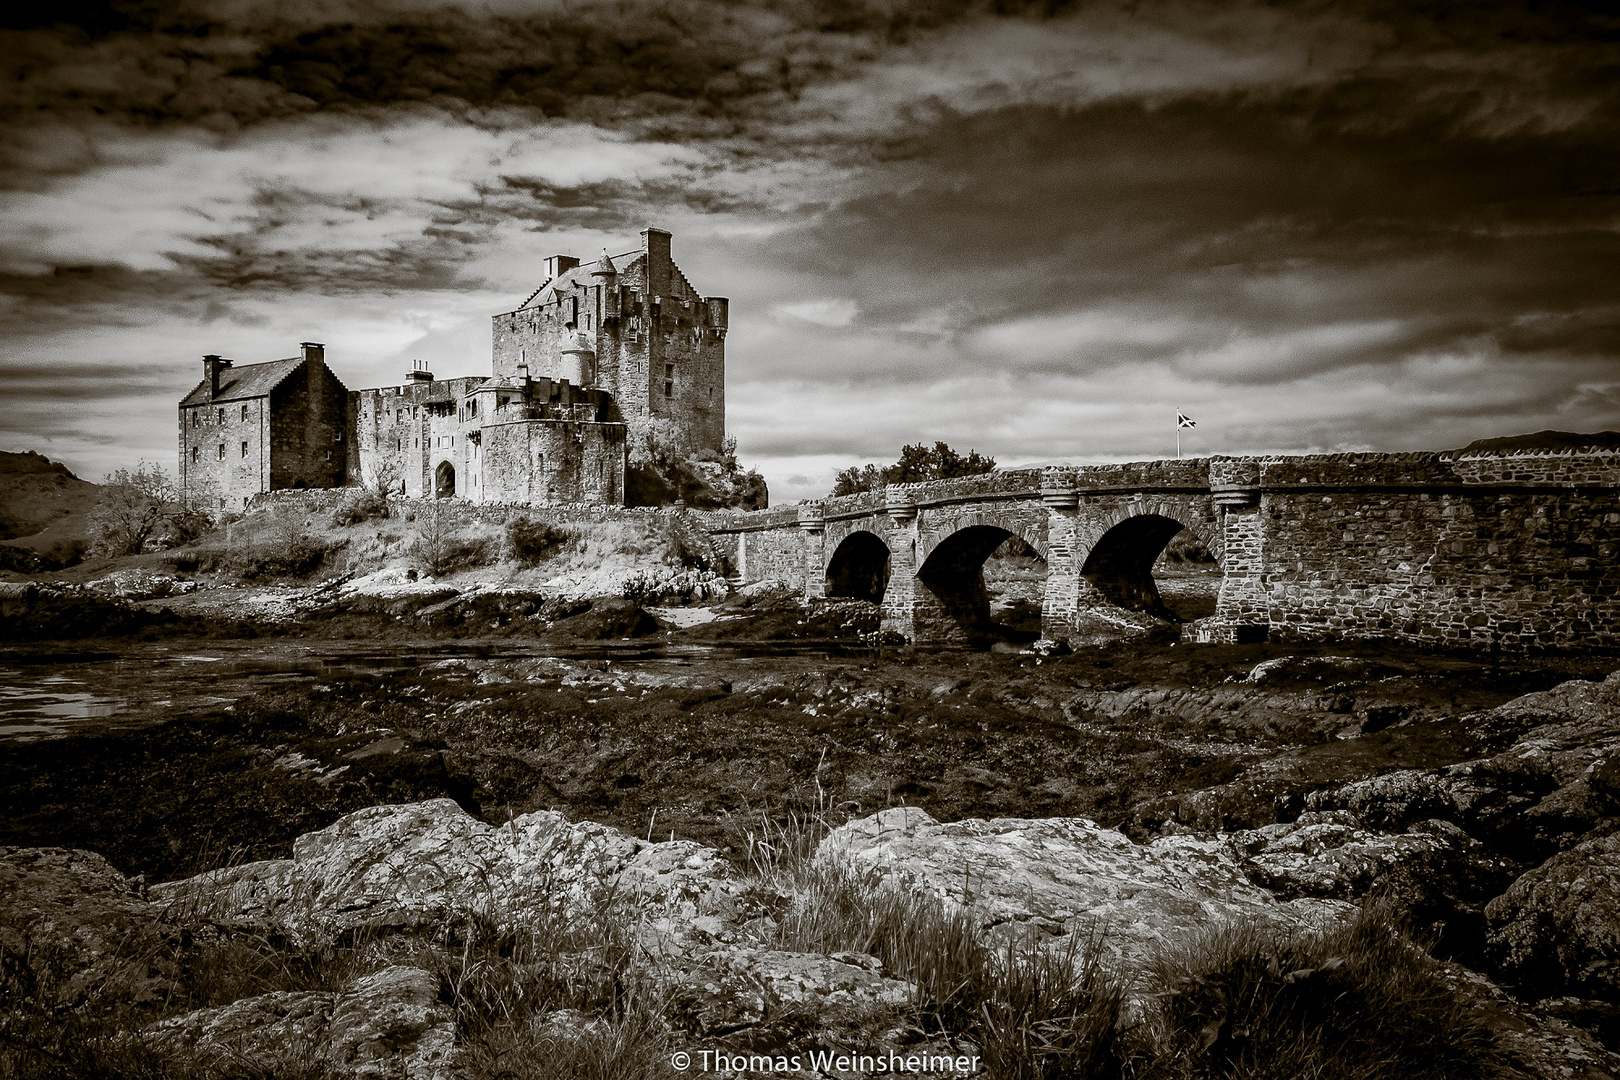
[2,0,1619,491]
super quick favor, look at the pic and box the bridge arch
[917,508,1048,566]
[915,523,1046,643]
[1078,509,1218,618]
[826,530,891,603]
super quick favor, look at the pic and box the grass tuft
[1141,905,1505,1080]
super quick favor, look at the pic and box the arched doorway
[1081,514,1206,619]
[826,531,890,603]
[435,461,456,499]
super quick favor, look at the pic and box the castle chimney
[202,354,231,397]
[405,359,434,383]
[300,341,324,364]
[641,227,671,296]
[544,254,580,280]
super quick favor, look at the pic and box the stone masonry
[699,450,1620,652]
[182,228,719,510]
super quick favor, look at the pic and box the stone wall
[180,397,270,512]
[268,355,348,493]
[481,418,625,506]
[697,505,807,588]
[1240,452,1620,651]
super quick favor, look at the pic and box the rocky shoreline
[5,600,1620,1077]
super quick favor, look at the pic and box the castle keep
[178,227,724,510]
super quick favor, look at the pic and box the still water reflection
[0,637,880,742]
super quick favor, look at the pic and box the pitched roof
[518,249,640,311]
[179,357,303,407]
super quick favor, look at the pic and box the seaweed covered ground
[0,592,1600,886]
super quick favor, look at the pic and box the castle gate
[699,451,1620,651]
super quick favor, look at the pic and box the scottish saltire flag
[1177,410,1196,428]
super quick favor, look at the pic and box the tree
[626,428,769,510]
[88,462,206,557]
[830,442,996,497]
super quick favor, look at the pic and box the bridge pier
[1199,460,1270,643]
[797,504,826,600]
[877,489,921,641]
[1038,471,1083,643]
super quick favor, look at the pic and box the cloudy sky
[2,0,1617,502]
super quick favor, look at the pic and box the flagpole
[1176,413,1181,460]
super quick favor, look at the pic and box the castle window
[217,444,225,460]
[191,446,199,463]
[217,408,224,423]
[240,441,248,458]
[191,413,200,428]
[241,404,249,421]
[664,381,673,398]
[325,450,332,461]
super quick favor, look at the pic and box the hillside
[1459,429,1620,453]
[0,450,99,569]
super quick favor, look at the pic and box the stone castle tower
[490,227,727,456]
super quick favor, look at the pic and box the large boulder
[1227,811,1498,912]
[146,965,455,1080]
[152,799,742,946]
[818,807,1349,967]
[0,846,169,1008]
[1486,833,1620,1002]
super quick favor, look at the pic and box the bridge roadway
[695,451,1620,651]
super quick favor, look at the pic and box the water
[0,637,887,742]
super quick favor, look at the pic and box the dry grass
[1139,906,1506,1080]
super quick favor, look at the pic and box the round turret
[560,332,597,387]
[589,249,617,278]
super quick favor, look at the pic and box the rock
[1487,670,1620,744]
[1486,833,1620,1002]
[89,569,197,601]
[152,798,740,945]
[147,965,455,1080]
[672,948,913,1034]
[1226,812,1502,920]
[1245,655,1390,686]
[818,808,1350,969]
[1442,966,1620,1080]
[1303,769,1460,829]
[0,846,169,1008]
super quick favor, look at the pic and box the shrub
[412,502,494,576]
[330,490,389,527]
[507,518,578,566]
[233,535,334,579]
[1142,907,1503,1080]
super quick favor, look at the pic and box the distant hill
[0,451,99,570]
[1458,430,1620,454]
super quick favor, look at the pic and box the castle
[178,228,727,510]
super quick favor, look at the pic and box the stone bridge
[697,451,1620,651]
